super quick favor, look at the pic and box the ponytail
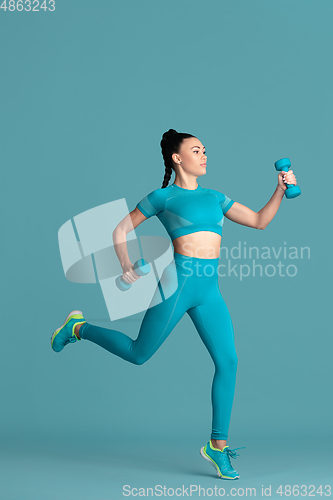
[160,129,195,188]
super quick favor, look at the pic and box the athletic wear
[55,182,239,440]
[200,440,244,479]
[51,310,86,352]
[136,182,235,242]
[79,252,238,440]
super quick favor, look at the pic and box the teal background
[1,0,332,498]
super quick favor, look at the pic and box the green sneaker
[51,310,86,353]
[200,440,244,479]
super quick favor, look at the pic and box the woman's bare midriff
[172,231,222,259]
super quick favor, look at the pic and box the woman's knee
[216,351,238,372]
[131,350,152,366]
[132,356,146,366]
[227,353,238,371]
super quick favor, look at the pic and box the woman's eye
[194,151,207,154]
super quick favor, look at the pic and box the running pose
[51,129,297,479]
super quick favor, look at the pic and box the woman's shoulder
[136,184,173,216]
[203,186,235,210]
[146,183,173,201]
[202,186,225,200]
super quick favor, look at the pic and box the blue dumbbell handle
[116,259,151,291]
[275,158,301,194]
[280,165,295,189]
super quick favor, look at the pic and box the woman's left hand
[278,170,297,191]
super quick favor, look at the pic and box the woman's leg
[79,265,192,365]
[187,280,238,443]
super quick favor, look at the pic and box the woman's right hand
[121,262,142,284]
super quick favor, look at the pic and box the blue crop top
[135,182,235,242]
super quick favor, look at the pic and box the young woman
[51,129,297,480]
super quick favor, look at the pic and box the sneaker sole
[51,310,85,350]
[200,447,239,480]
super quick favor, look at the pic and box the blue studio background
[1,1,332,499]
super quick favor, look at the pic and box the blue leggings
[79,252,238,440]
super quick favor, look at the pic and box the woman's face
[172,137,207,176]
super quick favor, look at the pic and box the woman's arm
[112,208,148,283]
[224,169,297,230]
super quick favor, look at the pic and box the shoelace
[66,321,80,344]
[62,330,77,345]
[60,337,75,347]
[51,321,78,345]
[220,447,245,471]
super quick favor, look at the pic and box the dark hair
[160,129,196,188]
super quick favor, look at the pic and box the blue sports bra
[136,182,235,242]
